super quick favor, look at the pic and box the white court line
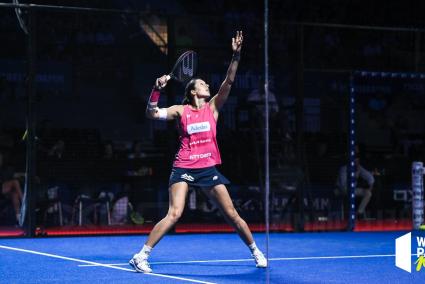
[270,254,396,261]
[0,245,215,284]
[78,254,397,267]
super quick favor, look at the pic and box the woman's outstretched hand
[232,30,243,53]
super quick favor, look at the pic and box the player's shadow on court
[157,265,267,281]
[165,271,266,281]
[154,262,255,269]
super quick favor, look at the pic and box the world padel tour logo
[396,232,425,273]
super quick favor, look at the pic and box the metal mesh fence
[0,4,424,242]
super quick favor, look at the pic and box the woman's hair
[182,78,199,105]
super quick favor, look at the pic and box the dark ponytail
[182,78,198,105]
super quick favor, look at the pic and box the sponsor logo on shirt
[189,153,212,160]
[187,121,210,135]
[189,139,212,146]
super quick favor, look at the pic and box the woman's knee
[2,181,10,194]
[225,208,240,222]
[2,180,20,193]
[167,208,183,223]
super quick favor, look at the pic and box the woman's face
[193,79,210,98]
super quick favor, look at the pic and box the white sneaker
[129,253,152,273]
[252,249,267,268]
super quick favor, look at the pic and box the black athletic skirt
[168,166,230,188]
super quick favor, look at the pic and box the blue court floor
[0,232,422,283]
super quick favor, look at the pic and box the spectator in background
[128,140,146,159]
[48,139,65,160]
[247,76,279,116]
[335,154,374,219]
[0,151,23,223]
[0,127,14,150]
[247,76,280,135]
[102,141,116,160]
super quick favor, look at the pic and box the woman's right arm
[145,75,183,121]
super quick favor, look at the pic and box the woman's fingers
[235,31,243,46]
[232,31,243,50]
[156,75,169,89]
[159,77,166,85]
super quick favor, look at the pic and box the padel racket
[165,50,197,83]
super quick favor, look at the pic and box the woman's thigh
[168,182,189,212]
[204,184,237,216]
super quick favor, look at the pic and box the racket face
[170,51,198,82]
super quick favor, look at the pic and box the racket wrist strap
[148,88,161,109]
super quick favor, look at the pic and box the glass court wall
[1,3,425,283]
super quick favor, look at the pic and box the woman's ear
[191,89,197,96]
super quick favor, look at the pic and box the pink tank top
[173,103,222,168]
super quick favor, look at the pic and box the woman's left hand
[232,31,243,53]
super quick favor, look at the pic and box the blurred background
[0,0,424,239]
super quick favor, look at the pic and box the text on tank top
[173,103,222,168]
